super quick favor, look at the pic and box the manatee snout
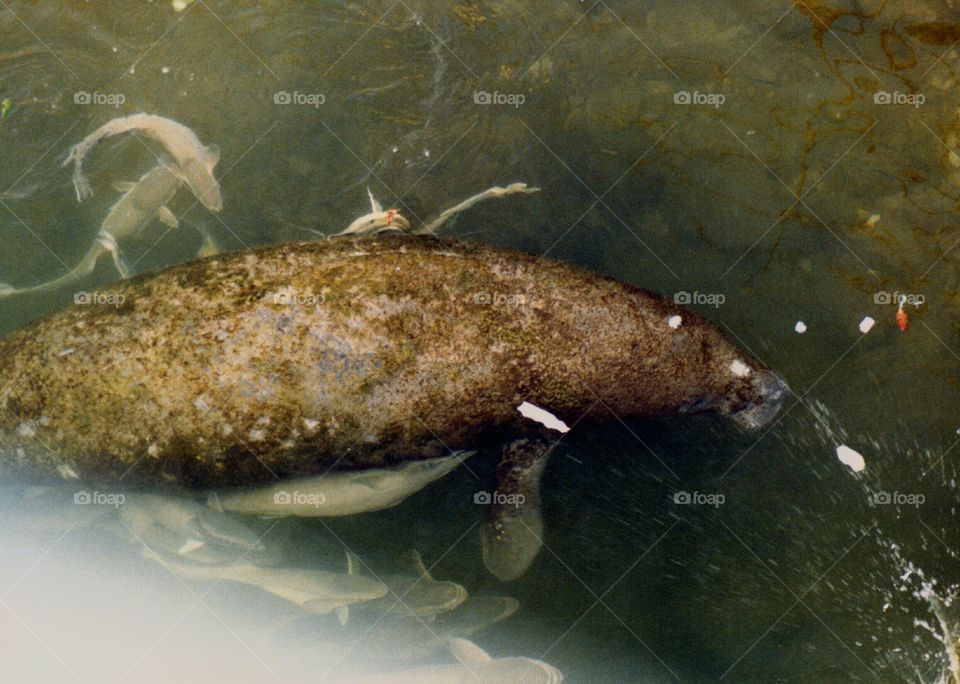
[728,369,788,430]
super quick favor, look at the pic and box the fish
[357,550,468,619]
[141,545,388,621]
[0,232,787,580]
[337,188,412,236]
[120,493,278,566]
[208,453,472,518]
[346,637,563,684]
[0,161,183,298]
[62,113,222,211]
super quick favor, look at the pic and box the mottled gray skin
[0,233,784,492]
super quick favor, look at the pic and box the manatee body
[0,232,786,578]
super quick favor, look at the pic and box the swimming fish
[120,493,277,566]
[357,550,468,619]
[63,113,222,211]
[208,453,472,518]
[0,161,185,298]
[141,545,387,621]
[347,637,563,684]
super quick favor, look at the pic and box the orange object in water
[896,304,909,331]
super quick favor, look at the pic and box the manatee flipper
[157,205,179,228]
[481,438,553,581]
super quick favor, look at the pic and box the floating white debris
[161,66,171,74]
[668,315,682,329]
[794,321,807,334]
[517,401,570,434]
[836,445,866,473]
[729,359,751,377]
[859,316,875,334]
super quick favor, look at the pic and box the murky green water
[2,0,960,682]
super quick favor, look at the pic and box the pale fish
[120,493,276,566]
[359,550,468,619]
[141,545,387,621]
[270,594,520,664]
[347,637,563,684]
[0,162,184,298]
[336,187,411,236]
[208,452,473,518]
[63,113,222,211]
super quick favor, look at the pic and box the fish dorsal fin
[112,181,136,193]
[345,549,362,575]
[448,637,491,665]
[205,144,220,166]
[408,549,432,580]
[366,187,382,214]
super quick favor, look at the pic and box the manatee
[0,232,786,580]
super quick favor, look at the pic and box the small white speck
[255,416,271,426]
[859,316,875,334]
[111,46,118,53]
[517,401,570,434]
[729,360,751,377]
[866,214,880,228]
[148,444,159,457]
[836,445,865,472]
[391,146,398,153]
[57,464,79,481]
[161,66,171,74]
[194,396,210,412]
[668,315,682,329]
[248,428,266,442]
[221,424,233,436]
[129,66,135,74]
[57,348,76,357]
[794,321,807,334]
[423,149,430,157]
[303,418,319,432]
